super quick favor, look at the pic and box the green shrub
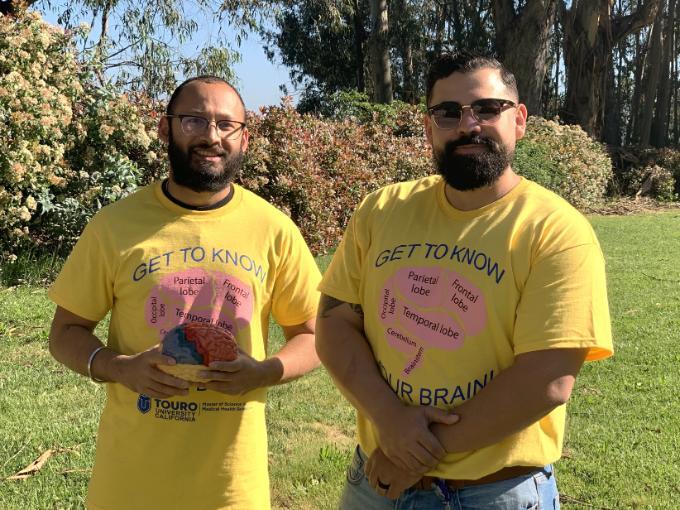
[516,117,613,208]
[313,89,425,137]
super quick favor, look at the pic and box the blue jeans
[339,446,560,510]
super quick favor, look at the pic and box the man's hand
[365,447,422,500]
[200,350,279,395]
[113,345,189,398]
[374,404,459,474]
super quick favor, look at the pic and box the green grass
[1,213,679,509]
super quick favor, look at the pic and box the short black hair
[166,75,246,119]
[426,51,518,107]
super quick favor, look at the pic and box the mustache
[445,135,499,152]
[189,143,227,157]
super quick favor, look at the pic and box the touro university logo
[137,394,151,414]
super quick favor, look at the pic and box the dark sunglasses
[427,99,517,129]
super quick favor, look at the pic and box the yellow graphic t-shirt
[49,182,321,510]
[319,175,613,480]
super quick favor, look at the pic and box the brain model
[159,322,238,382]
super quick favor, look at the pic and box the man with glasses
[48,76,321,509]
[316,52,613,508]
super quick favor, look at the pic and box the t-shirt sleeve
[513,240,613,361]
[270,223,322,326]
[48,217,115,322]
[318,205,367,304]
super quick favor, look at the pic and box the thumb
[146,350,177,366]
[424,406,460,425]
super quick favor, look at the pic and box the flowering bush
[0,11,166,261]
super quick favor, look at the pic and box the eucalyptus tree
[31,0,264,100]
[561,0,661,137]
[491,0,559,116]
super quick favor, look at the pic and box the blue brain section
[162,326,203,364]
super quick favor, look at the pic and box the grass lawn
[1,212,678,509]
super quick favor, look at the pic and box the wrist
[97,351,126,384]
[257,357,283,388]
[369,398,405,432]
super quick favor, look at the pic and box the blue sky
[38,4,296,111]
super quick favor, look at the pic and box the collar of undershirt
[161,178,234,211]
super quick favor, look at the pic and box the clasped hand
[374,404,459,473]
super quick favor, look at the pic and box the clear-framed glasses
[427,99,517,130]
[165,114,246,139]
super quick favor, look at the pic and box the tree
[368,0,392,102]
[31,0,260,100]
[650,0,677,146]
[261,0,369,111]
[636,0,666,146]
[491,0,558,116]
[562,0,661,137]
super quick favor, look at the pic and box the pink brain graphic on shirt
[145,268,254,341]
[379,267,487,376]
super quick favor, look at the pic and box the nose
[201,121,222,144]
[457,107,481,135]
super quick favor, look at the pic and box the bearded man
[316,52,613,509]
[48,76,321,510]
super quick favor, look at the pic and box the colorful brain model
[159,323,238,382]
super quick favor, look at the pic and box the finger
[199,369,233,381]
[415,437,445,464]
[385,453,416,473]
[386,484,403,500]
[150,368,190,389]
[366,458,380,488]
[417,431,446,460]
[208,359,242,372]
[424,407,460,425]
[145,351,178,366]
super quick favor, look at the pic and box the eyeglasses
[427,99,517,129]
[165,114,246,139]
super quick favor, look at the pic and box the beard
[168,128,243,193]
[433,135,513,191]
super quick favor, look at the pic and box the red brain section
[184,323,238,365]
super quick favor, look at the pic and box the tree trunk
[651,0,676,146]
[368,0,393,103]
[433,2,446,56]
[563,0,661,138]
[628,27,647,144]
[602,55,621,145]
[492,0,558,116]
[352,0,366,93]
[401,42,416,103]
[637,1,665,146]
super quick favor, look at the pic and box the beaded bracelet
[86,345,107,383]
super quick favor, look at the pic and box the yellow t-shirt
[49,182,321,510]
[319,175,613,480]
